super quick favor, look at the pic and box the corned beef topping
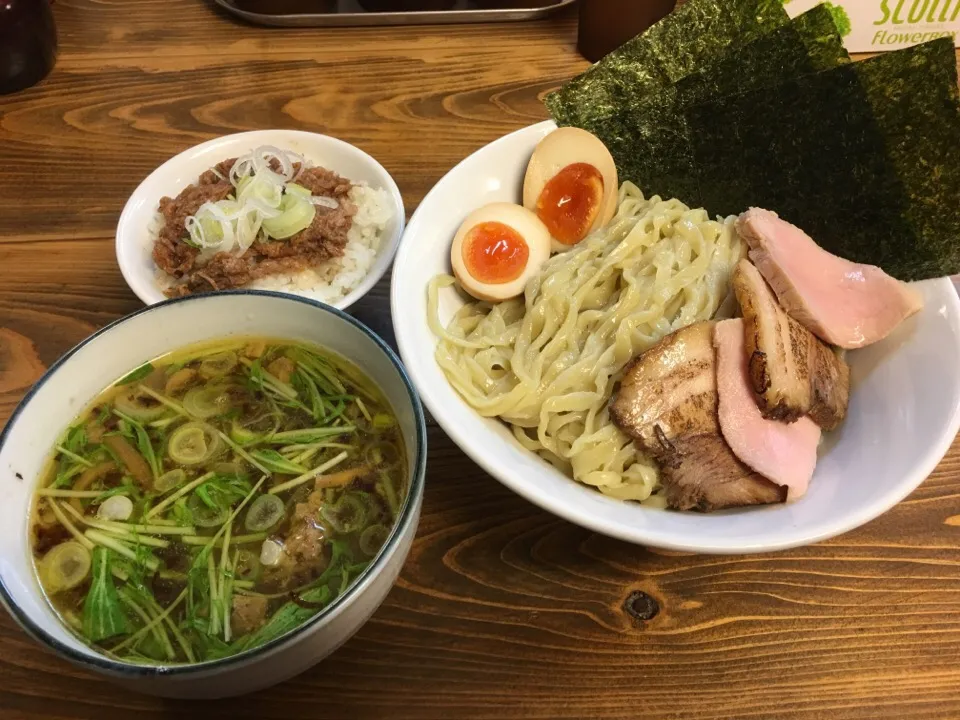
[152,157,356,296]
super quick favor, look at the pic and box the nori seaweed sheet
[686,38,960,281]
[675,4,849,107]
[607,4,850,202]
[545,0,789,129]
[860,40,960,281]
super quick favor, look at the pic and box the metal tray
[213,0,577,27]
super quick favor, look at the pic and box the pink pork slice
[737,208,923,349]
[714,319,821,500]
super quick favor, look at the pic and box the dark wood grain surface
[2,2,960,718]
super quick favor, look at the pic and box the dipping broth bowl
[0,291,427,698]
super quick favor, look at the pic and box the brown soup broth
[30,337,407,664]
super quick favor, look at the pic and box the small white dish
[0,291,427,697]
[390,119,960,554]
[116,130,404,310]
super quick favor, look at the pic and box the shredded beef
[153,160,358,296]
[152,181,233,277]
[295,167,353,198]
[33,524,70,555]
[198,158,238,185]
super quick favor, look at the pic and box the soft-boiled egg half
[451,203,552,302]
[522,127,618,252]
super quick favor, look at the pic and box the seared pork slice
[714,319,821,499]
[609,321,717,453]
[733,259,850,430]
[611,321,788,512]
[654,433,788,512]
[737,208,923,349]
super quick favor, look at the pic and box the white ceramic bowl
[0,291,427,698]
[391,119,960,554]
[116,130,405,310]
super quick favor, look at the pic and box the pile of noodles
[428,183,744,502]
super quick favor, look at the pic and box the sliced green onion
[237,172,283,208]
[199,351,238,379]
[187,494,229,528]
[39,541,92,592]
[244,494,284,532]
[262,193,315,240]
[285,183,311,198]
[320,494,367,534]
[230,421,260,446]
[114,387,168,422]
[372,413,396,431]
[182,386,231,420]
[168,422,223,465]
[155,469,186,493]
[378,469,400,519]
[136,385,190,418]
[233,549,261,583]
[359,524,390,557]
[187,210,227,249]
[364,440,402,469]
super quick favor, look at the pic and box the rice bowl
[149,184,394,305]
[117,130,405,310]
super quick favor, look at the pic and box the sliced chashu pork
[737,208,923,349]
[610,321,718,451]
[733,259,850,431]
[653,434,788,511]
[714,319,821,500]
[610,322,786,512]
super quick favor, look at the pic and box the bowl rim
[391,120,960,554]
[115,128,406,311]
[0,289,428,676]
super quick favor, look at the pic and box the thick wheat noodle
[429,184,743,502]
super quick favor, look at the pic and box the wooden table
[2,2,960,718]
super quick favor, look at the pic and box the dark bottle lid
[1,0,58,95]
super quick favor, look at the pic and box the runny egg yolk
[461,221,530,285]
[534,162,604,246]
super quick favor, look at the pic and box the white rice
[152,184,392,303]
